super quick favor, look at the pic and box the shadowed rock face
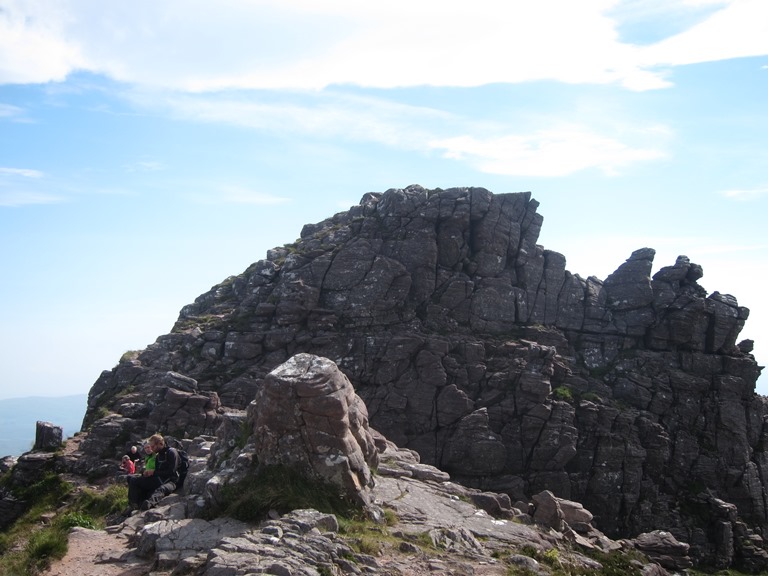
[79,185,766,569]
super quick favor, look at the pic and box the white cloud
[640,0,768,66]
[0,167,43,178]
[0,167,64,206]
[0,0,84,84]
[2,0,766,91]
[124,160,164,173]
[0,103,24,118]
[126,86,671,176]
[131,88,668,176]
[429,127,667,177]
[0,191,65,207]
[132,89,449,149]
[720,187,768,200]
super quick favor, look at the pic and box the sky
[0,0,767,401]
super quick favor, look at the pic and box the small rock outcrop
[69,185,765,571]
[34,421,62,451]
[633,531,693,571]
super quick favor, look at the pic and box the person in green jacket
[142,442,156,475]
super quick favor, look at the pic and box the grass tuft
[216,465,358,522]
[0,477,129,575]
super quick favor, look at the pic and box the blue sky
[1,0,766,399]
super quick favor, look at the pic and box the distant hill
[0,395,86,457]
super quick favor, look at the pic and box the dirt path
[41,436,155,576]
[42,526,154,576]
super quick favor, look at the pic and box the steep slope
[80,185,766,569]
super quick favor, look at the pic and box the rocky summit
[3,185,766,573]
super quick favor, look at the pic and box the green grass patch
[584,549,646,576]
[13,472,71,504]
[337,512,401,556]
[411,530,438,551]
[552,386,574,403]
[0,475,72,576]
[215,465,358,522]
[56,511,98,530]
[25,526,69,572]
[71,484,128,523]
[686,570,752,576]
[513,545,649,576]
[0,478,128,575]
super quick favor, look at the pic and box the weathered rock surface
[250,353,379,506]
[83,435,650,575]
[22,350,679,576]
[632,530,692,571]
[65,185,766,571]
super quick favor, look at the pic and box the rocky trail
[42,526,152,576]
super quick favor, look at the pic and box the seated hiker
[115,454,135,483]
[120,454,136,474]
[141,442,156,476]
[126,444,142,468]
[127,433,179,512]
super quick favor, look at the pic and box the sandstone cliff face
[82,185,766,569]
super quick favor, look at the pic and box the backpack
[175,449,190,490]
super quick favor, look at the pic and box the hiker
[119,454,136,475]
[122,442,154,486]
[115,454,135,483]
[125,445,142,470]
[141,441,155,476]
[136,442,155,476]
[127,433,179,512]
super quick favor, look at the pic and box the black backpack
[175,449,190,490]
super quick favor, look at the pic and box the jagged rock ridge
[81,185,766,570]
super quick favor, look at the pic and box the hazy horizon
[0,394,87,458]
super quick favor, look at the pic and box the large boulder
[250,353,379,505]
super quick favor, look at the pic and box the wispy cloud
[1,1,766,91]
[0,167,43,178]
[137,90,448,149]
[131,90,668,177]
[124,160,164,173]
[0,167,65,206]
[720,187,768,201]
[429,127,667,177]
[189,185,291,206]
[0,192,66,207]
[0,103,24,118]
